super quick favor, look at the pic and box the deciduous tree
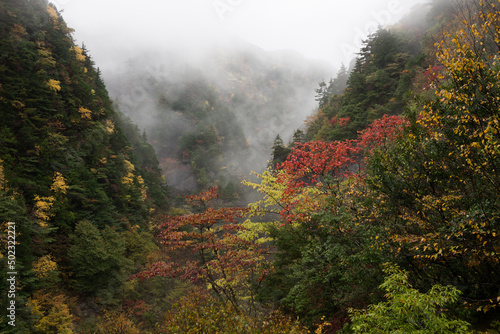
[133,187,261,313]
[366,0,500,315]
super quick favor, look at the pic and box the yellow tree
[27,292,74,333]
[415,0,500,271]
[243,168,327,227]
[367,0,500,314]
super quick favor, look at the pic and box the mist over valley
[58,0,423,194]
[102,41,330,192]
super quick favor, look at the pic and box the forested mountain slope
[305,0,454,142]
[262,0,500,331]
[0,0,167,332]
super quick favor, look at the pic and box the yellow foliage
[239,219,280,244]
[46,79,61,92]
[37,49,51,58]
[121,159,136,186]
[243,169,289,218]
[32,255,58,278]
[123,159,135,173]
[243,168,326,224]
[405,0,500,266]
[46,5,59,20]
[161,288,308,333]
[51,172,68,194]
[27,292,74,333]
[104,119,115,134]
[78,106,92,120]
[241,167,332,248]
[37,47,57,68]
[37,56,56,68]
[94,310,141,334]
[70,46,86,62]
[137,175,147,200]
[34,195,55,227]
[315,316,332,334]
[28,297,44,319]
[0,159,5,189]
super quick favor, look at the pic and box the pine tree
[270,134,291,169]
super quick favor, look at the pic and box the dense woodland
[1,0,500,333]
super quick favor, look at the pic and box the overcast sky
[56,0,426,70]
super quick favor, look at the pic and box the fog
[59,0,425,71]
[53,0,427,192]
[103,43,328,191]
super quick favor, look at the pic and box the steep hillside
[305,1,457,143]
[0,0,167,332]
[108,62,248,196]
[259,1,500,331]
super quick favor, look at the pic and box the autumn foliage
[7,0,500,332]
[158,287,308,333]
[278,140,360,188]
[364,0,500,317]
[244,2,500,328]
[357,114,408,154]
[133,187,260,312]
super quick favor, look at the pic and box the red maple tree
[131,187,258,312]
[357,114,408,154]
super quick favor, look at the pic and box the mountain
[0,0,167,331]
[305,0,456,142]
[102,40,332,194]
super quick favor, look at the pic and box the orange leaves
[11,23,27,42]
[156,206,249,250]
[330,117,351,127]
[133,187,259,310]
[278,140,359,189]
[358,115,408,154]
[183,185,219,207]
[131,260,178,280]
